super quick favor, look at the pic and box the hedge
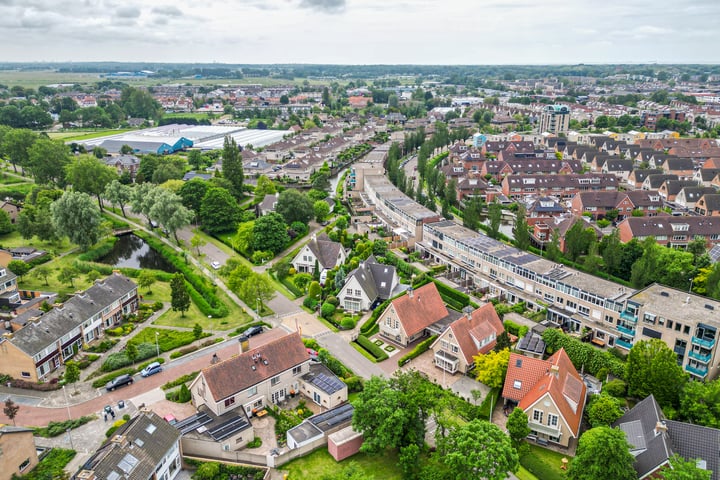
[478,387,501,419]
[161,371,199,390]
[227,321,272,338]
[134,230,229,317]
[91,368,136,388]
[398,334,438,367]
[503,320,529,339]
[542,328,626,379]
[355,335,389,361]
[433,280,471,310]
[33,415,96,437]
[170,345,199,359]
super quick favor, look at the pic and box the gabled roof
[306,233,344,270]
[390,282,449,337]
[344,255,397,301]
[604,159,633,171]
[199,333,308,402]
[645,174,679,189]
[446,304,505,364]
[666,420,720,480]
[503,348,586,437]
[698,193,720,212]
[81,411,180,480]
[664,157,695,171]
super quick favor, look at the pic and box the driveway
[315,331,385,380]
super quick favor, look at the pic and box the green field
[47,129,135,141]
[282,449,402,480]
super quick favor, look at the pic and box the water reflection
[99,234,176,272]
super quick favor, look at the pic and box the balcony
[688,350,712,364]
[619,311,638,323]
[691,336,716,349]
[617,325,635,336]
[616,339,633,350]
[685,364,708,378]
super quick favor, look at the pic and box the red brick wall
[328,434,364,462]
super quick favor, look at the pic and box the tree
[488,202,502,239]
[506,407,530,445]
[252,212,289,255]
[28,138,71,186]
[187,149,205,170]
[3,398,19,426]
[254,175,276,198]
[626,339,687,408]
[200,187,241,234]
[463,197,483,231]
[586,393,624,428]
[311,172,331,192]
[63,359,82,391]
[237,272,276,308]
[313,200,330,223]
[678,379,720,428]
[57,266,79,287]
[120,86,162,119]
[34,265,51,286]
[661,454,712,480]
[137,270,156,294]
[279,94,290,105]
[190,234,206,257]
[221,137,244,198]
[179,178,209,220]
[276,189,314,225]
[564,221,596,262]
[149,188,193,243]
[1,128,37,173]
[473,348,510,389]
[567,426,636,480]
[66,155,118,210]
[513,205,530,251]
[494,330,511,352]
[545,229,561,261]
[193,323,203,340]
[7,260,30,281]
[170,273,191,317]
[0,209,13,235]
[104,180,133,217]
[234,221,254,256]
[51,191,103,251]
[307,280,322,300]
[436,419,519,480]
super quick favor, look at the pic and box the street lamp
[155,331,160,357]
[689,278,694,294]
[62,385,74,450]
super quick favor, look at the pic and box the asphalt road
[315,331,386,380]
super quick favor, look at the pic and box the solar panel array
[311,373,345,395]
[709,245,720,263]
[208,415,251,441]
[517,331,546,354]
[310,403,354,431]
[174,412,211,435]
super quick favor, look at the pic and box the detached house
[695,193,720,216]
[431,303,505,374]
[338,255,401,312]
[502,348,586,448]
[0,427,38,480]
[292,233,347,285]
[378,282,453,347]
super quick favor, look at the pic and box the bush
[101,342,157,372]
[91,368,136,389]
[18,448,75,480]
[76,354,100,370]
[161,371,199,390]
[478,388,501,419]
[105,419,127,438]
[303,297,319,310]
[320,302,336,319]
[604,379,627,398]
[326,295,339,306]
[342,375,364,393]
[165,384,192,403]
[86,339,119,353]
[397,335,438,367]
[131,327,211,353]
[355,335,389,361]
[77,237,117,262]
[246,437,263,449]
[318,348,352,378]
[340,316,356,330]
[170,345,199,359]
[503,320,529,338]
[33,415,96,437]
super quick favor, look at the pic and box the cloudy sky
[1,0,719,64]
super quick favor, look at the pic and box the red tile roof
[392,282,449,337]
[200,332,308,402]
[448,303,505,364]
[503,348,586,437]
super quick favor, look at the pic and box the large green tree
[313,200,330,222]
[436,419,519,480]
[488,202,502,239]
[275,189,314,225]
[506,407,531,445]
[513,205,530,251]
[567,426,636,480]
[221,137,244,198]
[28,138,71,186]
[1,128,37,173]
[170,273,191,317]
[104,180,133,218]
[661,454,712,480]
[179,178,209,220]
[66,155,118,210]
[51,191,103,251]
[148,188,193,243]
[626,339,687,408]
[586,393,624,428]
[199,187,241,234]
[678,379,720,428]
[7,260,30,281]
[252,212,289,254]
[237,272,276,309]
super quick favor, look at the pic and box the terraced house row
[417,220,720,380]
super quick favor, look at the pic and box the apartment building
[621,285,720,380]
[501,174,618,200]
[538,105,570,135]
[418,220,633,349]
[0,272,138,382]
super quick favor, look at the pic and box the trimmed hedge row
[542,328,626,379]
[355,335,389,361]
[33,415,96,437]
[134,230,229,317]
[398,334,438,367]
[503,320,529,339]
[478,387,501,419]
[433,280,472,310]
[91,368,136,388]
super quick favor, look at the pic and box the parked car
[106,374,134,391]
[243,325,263,337]
[140,362,163,377]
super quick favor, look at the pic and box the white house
[338,255,401,312]
[291,233,347,285]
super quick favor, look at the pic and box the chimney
[654,421,668,436]
[111,435,129,447]
[76,470,97,480]
[549,365,560,378]
[408,287,413,298]
[238,335,250,354]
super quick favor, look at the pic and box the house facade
[377,282,450,347]
[291,233,346,285]
[337,255,400,312]
[0,272,138,382]
[0,427,38,480]
[502,349,586,448]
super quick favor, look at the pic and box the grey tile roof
[344,255,398,302]
[307,233,344,270]
[81,411,180,480]
[10,273,136,356]
[666,420,720,480]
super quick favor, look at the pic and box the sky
[1,0,719,64]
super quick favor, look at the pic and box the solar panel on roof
[209,415,251,441]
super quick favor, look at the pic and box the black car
[106,374,134,391]
[243,325,263,337]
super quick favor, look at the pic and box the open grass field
[47,128,135,141]
[282,448,402,480]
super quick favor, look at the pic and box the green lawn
[131,326,210,351]
[516,465,540,480]
[283,448,402,480]
[0,182,36,197]
[47,129,135,141]
[519,444,570,480]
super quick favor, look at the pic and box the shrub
[340,316,356,330]
[105,419,127,438]
[19,448,75,480]
[478,388,501,419]
[76,354,100,370]
[397,335,438,366]
[33,415,96,437]
[318,348,353,378]
[165,384,192,403]
[355,335,389,361]
[320,302,336,319]
[303,297,318,310]
[77,237,117,262]
[87,339,119,353]
[161,371,199,390]
[326,295,339,306]
[604,379,627,398]
[503,320,529,338]
[246,437,263,449]
[342,375,364,393]
[101,343,157,372]
[170,345,199,359]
